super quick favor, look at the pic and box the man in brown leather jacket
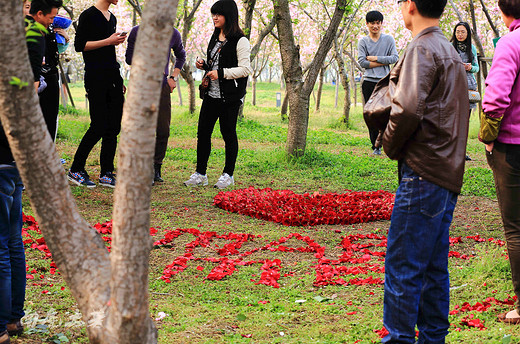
[364,0,469,343]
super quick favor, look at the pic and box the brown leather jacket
[364,27,469,194]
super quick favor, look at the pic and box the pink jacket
[482,18,520,144]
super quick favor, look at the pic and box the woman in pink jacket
[480,0,520,324]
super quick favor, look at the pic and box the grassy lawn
[15,81,518,343]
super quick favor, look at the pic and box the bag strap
[207,39,227,70]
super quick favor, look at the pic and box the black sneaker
[68,170,96,188]
[99,172,116,188]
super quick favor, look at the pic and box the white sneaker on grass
[214,173,234,189]
[184,172,208,187]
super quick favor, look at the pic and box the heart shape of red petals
[213,187,395,226]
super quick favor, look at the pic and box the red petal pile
[213,187,395,226]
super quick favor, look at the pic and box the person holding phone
[184,0,252,189]
[68,0,126,188]
[450,21,479,161]
[125,25,186,183]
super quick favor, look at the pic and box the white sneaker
[184,172,208,187]
[214,173,234,189]
[373,148,381,155]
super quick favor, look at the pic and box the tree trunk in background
[242,0,257,39]
[273,0,346,157]
[0,0,178,342]
[281,91,289,121]
[181,0,203,114]
[252,76,257,106]
[468,0,486,57]
[315,65,326,112]
[334,40,351,124]
[180,65,196,114]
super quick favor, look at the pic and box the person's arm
[125,26,138,65]
[469,45,479,74]
[357,38,371,69]
[480,37,518,143]
[75,11,125,52]
[84,34,125,51]
[27,34,44,83]
[376,36,399,65]
[383,45,434,159]
[171,29,186,71]
[219,37,253,79]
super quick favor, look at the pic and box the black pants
[487,142,520,312]
[39,72,59,141]
[154,82,172,165]
[196,96,241,176]
[70,70,124,175]
[362,80,380,150]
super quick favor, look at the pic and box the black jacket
[207,35,248,102]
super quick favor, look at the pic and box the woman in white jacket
[184,0,252,189]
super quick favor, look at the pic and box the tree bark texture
[108,0,178,342]
[478,0,500,37]
[0,2,111,342]
[0,0,178,342]
[273,0,346,157]
[315,65,326,112]
[242,0,257,39]
[334,41,351,124]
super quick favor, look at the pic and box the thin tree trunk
[315,65,326,112]
[478,0,500,37]
[180,0,203,114]
[252,76,257,106]
[468,0,486,57]
[180,65,196,113]
[281,91,289,121]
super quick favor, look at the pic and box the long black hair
[451,22,474,63]
[210,0,244,39]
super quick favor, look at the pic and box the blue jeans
[0,165,25,333]
[383,163,458,344]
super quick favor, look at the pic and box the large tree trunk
[273,0,346,157]
[0,0,178,342]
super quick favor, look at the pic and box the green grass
[17,81,515,344]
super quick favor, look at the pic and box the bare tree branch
[478,0,500,37]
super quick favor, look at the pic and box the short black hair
[211,0,244,39]
[366,10,383,23]
[29,0,62,15]
[498,0,520,19]
[411,0,447,19]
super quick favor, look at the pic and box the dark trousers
[154,83,172,165]
[71,70,124,175]
[362,80,380,150]
[196,97,241,176]
[39,73,59,141]
[487,142,520,312]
